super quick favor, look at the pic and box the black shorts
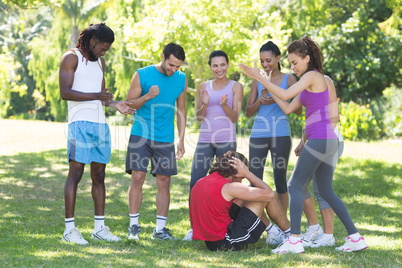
[125,135,177,176]
[205,204,266,251]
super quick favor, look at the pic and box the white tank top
[67,49,106,124]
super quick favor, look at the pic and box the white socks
[94,215,105,231]
[349,232,361,240]
[129,213,139,226]
[266,223,281,236]
[289,235,301,243]
[308,224,320,231]
[156,215,167,231]
[65,217,75,232]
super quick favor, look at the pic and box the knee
[157,175,171,190]
[131,172,146,186]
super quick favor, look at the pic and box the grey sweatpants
[302,141,344,210]
[288,139,357,235]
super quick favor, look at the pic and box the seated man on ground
[190,151,290,251]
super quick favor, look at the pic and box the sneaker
[335,236,367,252]
[182,229,193,241]
[301,236,314,248]
[91,226,121,242]
[152,227,177,240]
[301,225,324,242]
[62,228,89,245]
[310,234,335,248]
[266,231,286,245]
[127,224,141,240]
[271,238,305,254]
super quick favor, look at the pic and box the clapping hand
[220,94,229,106]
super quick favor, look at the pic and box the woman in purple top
[240,36,367,254]
[184,50,243,241]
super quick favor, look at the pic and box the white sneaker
[91,226,121,242]
[311,234,335,248]
[301,225,324,242]
[62,228,89,245]
[271,238,305,254]
[182,229,193,241]
[335,236,367,252]
[266,231,286,245]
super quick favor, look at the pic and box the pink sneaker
[335,236,367,252]
[271,238,305,254]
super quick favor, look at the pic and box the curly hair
[287,36,323,74]
[76,23,114,61]
[208,151,249,178]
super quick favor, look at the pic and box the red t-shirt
[190,172,234,241]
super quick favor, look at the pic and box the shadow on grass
[0,149,401,266]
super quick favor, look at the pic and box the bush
[339,101,381,140]
[382,85,402,137]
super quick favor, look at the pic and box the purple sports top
[299,86,337,140]
[198,80,236,143]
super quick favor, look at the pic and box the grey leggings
[249,136,292,194]
[288,139,357,235]
[190,142,236,191]
[302,141,344,210]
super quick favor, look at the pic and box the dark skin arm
[59,50,114,102]
[59,50,135,115]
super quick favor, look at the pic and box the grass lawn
[0,120,401,267]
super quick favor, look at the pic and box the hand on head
[229,157,249,178]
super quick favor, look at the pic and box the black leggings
[249,136,292,194]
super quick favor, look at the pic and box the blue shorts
[67,121,111,164]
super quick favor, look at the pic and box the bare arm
[222,157,275,202]
[245,80,274,117]
[220,82,243,123]
[196,82,208,122]
[176,78,187,160]
[59,51,113,102]
[126,71,159,110]
[239,62,325,101]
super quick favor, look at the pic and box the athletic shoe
[271,238,305,254]
[335,236,367,252]
[182,229,193,241]
[127,224,141,240]
[152,227,177,240]
[91,226,121,242]
[266,231,286,245]
[301,225,324,242]
[310,234,335,248]
[62,228,89,245]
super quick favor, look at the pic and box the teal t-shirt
[131,65,186,143]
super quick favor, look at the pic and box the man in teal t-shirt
[125,42,187,240]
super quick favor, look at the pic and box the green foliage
[382,85,402,137]
[288,109,306,138]
[0,52,27,117]
[120,0,291,91]
[319,7,402,101]
[339,101,381,140]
